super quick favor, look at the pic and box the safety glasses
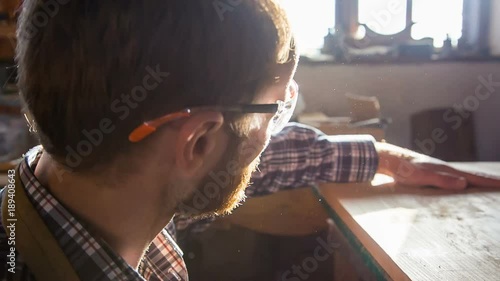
[128,80,298,143]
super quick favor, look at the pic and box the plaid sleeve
[247,122,379,197]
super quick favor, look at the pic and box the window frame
[311,0,495,63]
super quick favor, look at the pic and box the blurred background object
[411,108,477,161]
[0,0,21,21]
[0,63,36,174]
[298,93,390,141]
[0,0,34,173]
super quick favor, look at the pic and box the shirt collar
[20,146,188,281]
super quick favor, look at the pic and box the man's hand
[375,142,500,190]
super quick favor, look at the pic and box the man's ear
[175,111,225,175]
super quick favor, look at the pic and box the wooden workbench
[316,163,500,280]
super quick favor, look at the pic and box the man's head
[17,0,298,217]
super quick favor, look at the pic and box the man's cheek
[237,140,257,165]
[237,138,266,166]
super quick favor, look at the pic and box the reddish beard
[176,134,261,219]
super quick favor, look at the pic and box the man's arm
[250,123,500,195]
[247,122,379,197]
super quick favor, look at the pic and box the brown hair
[16,0,295,170]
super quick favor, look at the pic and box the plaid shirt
[174,122,379,236]
[0,147,188,281]
[0,122,378,280]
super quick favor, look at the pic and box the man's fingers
[395,165,467,190]
[461,173,500,188]
[426,171,467,190]
[416,163,500,188]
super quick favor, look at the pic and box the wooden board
[318,163,500,281]
[224,187,329,236]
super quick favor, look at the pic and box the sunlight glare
[359,0,407,35]
[412,0,463,47]
[371,173,395,187]
[281,0,336,53]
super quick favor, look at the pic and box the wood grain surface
[318,163,500,281]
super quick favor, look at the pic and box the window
[281,0,491,58]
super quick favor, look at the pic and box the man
[1,1,499,281]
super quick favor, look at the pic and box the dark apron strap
[1,165,81,281]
